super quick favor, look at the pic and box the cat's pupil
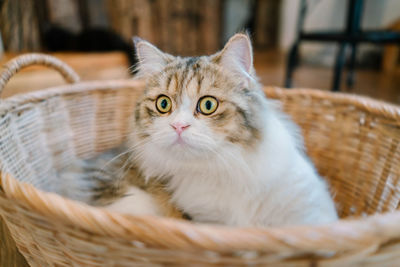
[205,100,212,110]
[161,99,167,109]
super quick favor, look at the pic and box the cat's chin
[168,142,201,154]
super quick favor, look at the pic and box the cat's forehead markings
[164,72,173,91]
[196,74,204,94]
[160,57,223,100]
[185,73,202,99]
[166,65,192,99]
[182,70,198,94]
[166,72,178,94]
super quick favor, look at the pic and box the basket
[0,53,400,266]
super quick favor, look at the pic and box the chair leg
[332,43,347,92]
[284,42,300,88]
[346,43,357,88]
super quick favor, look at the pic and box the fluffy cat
[128,33,338,226]
[59,33,338,227]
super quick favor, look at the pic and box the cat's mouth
[172,136,188,146]
[168,135,201,151]
[154,131,212,153]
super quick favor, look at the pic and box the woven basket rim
[2,172,400,254]
[1,80,400,254]
[0,79,145,115]
[266,86,400,121]
[1,79,399,121]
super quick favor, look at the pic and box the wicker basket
[1,54,400,267]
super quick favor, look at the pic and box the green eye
[198,96,218,115]
[156,95,172,113]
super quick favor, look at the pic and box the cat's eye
[198,96,218,115]
[156,95,172,113]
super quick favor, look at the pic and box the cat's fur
[59,33,337,226]
[58,148,182,218]
[129,33,337,226]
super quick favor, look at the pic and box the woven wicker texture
[0,53,80,93]
[0,54,400,266]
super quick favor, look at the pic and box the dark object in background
[43,26,137,68]
[285,0,400,92]
[252,0,280,49]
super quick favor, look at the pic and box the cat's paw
[56,159,123,205]
[103,186,162,216]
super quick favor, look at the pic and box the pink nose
[171,122,191,135]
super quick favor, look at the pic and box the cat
[58,147,182,218]
[59,33,338,227]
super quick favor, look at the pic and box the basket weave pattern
[0,54,400,266]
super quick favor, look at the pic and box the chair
[284,0,400,91]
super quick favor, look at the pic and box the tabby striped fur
[128,33,338,226]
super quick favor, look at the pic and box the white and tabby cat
[59,33,338,226]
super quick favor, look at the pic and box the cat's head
[131,34,267,163]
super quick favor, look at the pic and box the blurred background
[0,0,399,103]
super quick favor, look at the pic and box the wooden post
[0,0,42,52]
[106,0,222,55]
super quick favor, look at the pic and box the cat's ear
[213,33,254,78]
[133,37,173,77]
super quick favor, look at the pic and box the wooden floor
[1,51,399,104]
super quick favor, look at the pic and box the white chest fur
[167,147,337,226]
[137,113,337,227]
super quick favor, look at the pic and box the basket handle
[0,53,80,96]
